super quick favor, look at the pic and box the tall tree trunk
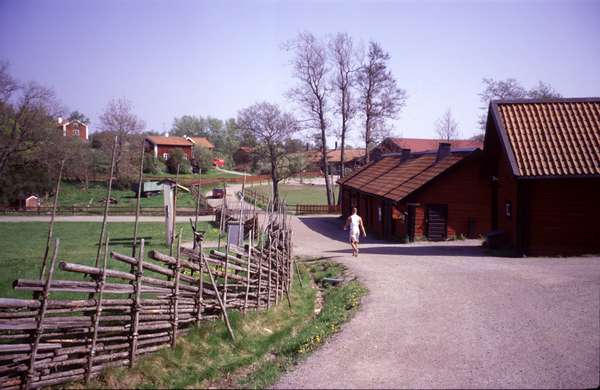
[364,115,371,164]
[319,111,333,206]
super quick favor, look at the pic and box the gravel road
[275,215,600,389]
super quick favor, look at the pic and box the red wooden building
[57,118,88,141]
[339,143,490,241]
[145,136,194,160]
[369,137,482,161]
[483,98,600,256]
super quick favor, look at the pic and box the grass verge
[74,259,365,389]
[0,221,221,298]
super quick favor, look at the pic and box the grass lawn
[0,221,221,298]
[248,184,340,206]
[49,181,198,208]
[80,260,366,389]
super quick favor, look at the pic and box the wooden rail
[0,223,293,388]
[295,204,341,215]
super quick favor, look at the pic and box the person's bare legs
[351,240,358,256]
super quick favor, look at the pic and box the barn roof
[187,137,214,149]
[489,98,600,178]
[385,137,482,152]
[146,136,193,146]
[339,149,479,202]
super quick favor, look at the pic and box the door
[426,204,448,241]
[406,205,416,242]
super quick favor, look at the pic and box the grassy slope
[0,221,221,298]
[79,260,366,389]
[248,184,340,206]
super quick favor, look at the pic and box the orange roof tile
[491,98,600,177]
[188,137,214,149]
[340,150,476,202]
[146,136,192,146]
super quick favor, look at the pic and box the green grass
[147,169,240,180]
[0,221,221,298]
[248,184,339,206]
[77,260,366,389]
[50,181,198,208]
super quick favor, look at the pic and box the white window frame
[163,153,169,160]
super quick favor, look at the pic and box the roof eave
[490,101,521,177]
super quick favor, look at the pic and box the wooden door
[406,205,416,242]
[426,204,448,241]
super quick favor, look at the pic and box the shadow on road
[298,216,488,257]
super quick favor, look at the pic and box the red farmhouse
[57,118,88,141]
[145,136,193,160]
[484,98,600,256]
[339,143,490,241]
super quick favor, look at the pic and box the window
[73,128,80,136]
[163,153,169,160]
[505,201,512,218]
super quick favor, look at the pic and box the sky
[1,0,599,145]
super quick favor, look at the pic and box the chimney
[436,143,451,162]
[58,117,63,125]
[306,143,309,151]
[400,148,411,162]
[334,141,338,150]
[165,132,169,137]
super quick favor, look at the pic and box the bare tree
[356,41,407,163]
[435,109,460,141]
[329,32,357,178]
[285,32,334,206]
[478,78,561,129]
[237,102,298,206]
[98,98,145,181]
[0,63,62,178]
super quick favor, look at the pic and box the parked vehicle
[213,158,225,167]
[212,188,225,198]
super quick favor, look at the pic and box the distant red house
[57,118,88,141]
[339,143,490,241]
[145,136,193,160]
[370,137,482,161]
[483,98,600,256]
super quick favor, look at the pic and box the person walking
[344,207,367,257]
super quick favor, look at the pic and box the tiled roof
[326,148,367,162]
[146,136,192,146]
[339,150,475,202]
[386,138,482,152]
[188,137,214,149]
[237,146,255,153]
[491,98,600,177]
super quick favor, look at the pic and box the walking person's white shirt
[349,214,361,242]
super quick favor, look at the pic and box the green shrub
[166,149,192,174]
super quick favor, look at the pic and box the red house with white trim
[57,118,88,141]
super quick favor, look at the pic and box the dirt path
[275,215,600,389]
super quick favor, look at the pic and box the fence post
[171,229,182,349]
[86,235,110,383]
[130,239,144,367]
[24,238,60,390]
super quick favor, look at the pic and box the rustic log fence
[295,204,341,215]
[0,206,215,216]
[0,214,293,389]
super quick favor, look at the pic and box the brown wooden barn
[339,143,490,241]
[483,98,600,256]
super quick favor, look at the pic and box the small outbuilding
[483,97,600,256]
[339,143,490,241]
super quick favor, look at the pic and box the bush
[192,146,213,173]
[143,153,167,174]
[166,149,191,174]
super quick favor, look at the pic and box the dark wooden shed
[339,143,491,242]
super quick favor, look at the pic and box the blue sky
[1,0,599,144]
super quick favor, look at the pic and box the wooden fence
[0,221,293,389]
[0,207,215,216]
[295,204,341,215]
